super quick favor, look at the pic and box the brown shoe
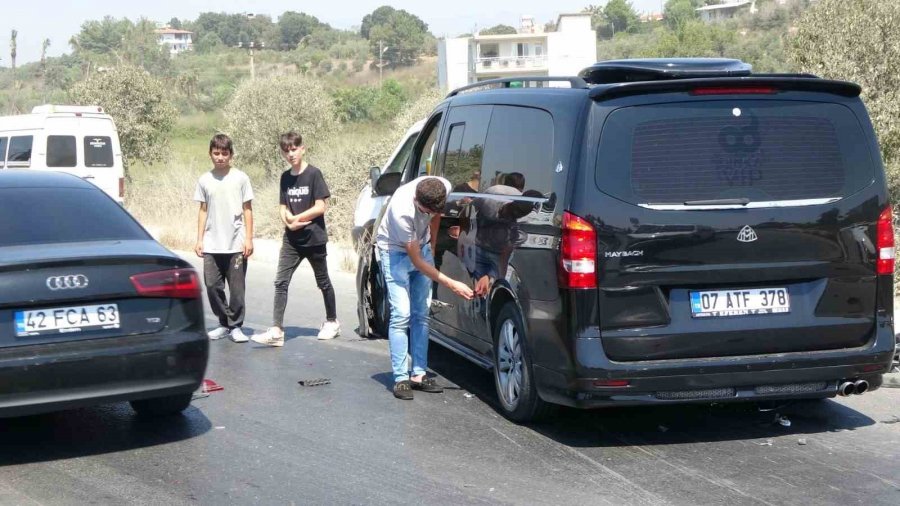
[393,380,414,400]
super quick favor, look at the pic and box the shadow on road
[0,402,211,466]
[427,343,877,447]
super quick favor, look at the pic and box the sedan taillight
[130,268,201,299]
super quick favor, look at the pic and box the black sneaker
[410,377,444,393]
[393,380,414,400]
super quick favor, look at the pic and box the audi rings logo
[46,274,90,291]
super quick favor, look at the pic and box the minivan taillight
[559,211,597,289]
[130,268,201,299]
[118,177,125,199]
[877,205,894,275]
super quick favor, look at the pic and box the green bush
[332,79,408,123]
[224,74,338,175]
[69,65,177,172]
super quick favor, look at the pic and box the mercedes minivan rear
[558,59,894,408]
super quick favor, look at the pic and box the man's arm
[243,201,254,258]
[291,199,327,223]
[405,239,474,300]
[194,202,208,257]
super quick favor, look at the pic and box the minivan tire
[130,393,193,417]
[492,303,555,423]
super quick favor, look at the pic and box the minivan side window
[0,137,7,168]
[411,116,442,180]
[481,106,554,195]
[6,136,33,167]
[442,105,492,192]
[47,135,77,168]
[84,136,114,168]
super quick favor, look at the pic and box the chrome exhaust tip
[853,379,869,395]
[838,381,856,396]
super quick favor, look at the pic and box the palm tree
[10,29,17,70]
[41,38,51,67]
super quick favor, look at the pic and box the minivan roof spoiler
[446,77,589,98]
[588,77,862,102]
[579,58,753,84]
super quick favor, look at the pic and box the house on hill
[155,27,193,55]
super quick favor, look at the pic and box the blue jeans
[380,244,433,383]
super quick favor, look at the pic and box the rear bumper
[0,330,208,418]
[534,323,895,409]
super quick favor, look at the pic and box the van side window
[6,136,33,167]
[47,135,77,168]
[0,137,7,168]
[481,106,554,195]
[442,105,491,192]
[84,136,114,168]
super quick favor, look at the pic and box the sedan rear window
[0,188,148,247]
[595,101,876,205]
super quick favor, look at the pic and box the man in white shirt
[375,176,474,400]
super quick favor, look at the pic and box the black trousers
[273,240,337,328]
[203,252,247,328]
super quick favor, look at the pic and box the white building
[696,1,755,23]
[438,14,597,93]
[155,28,194,55]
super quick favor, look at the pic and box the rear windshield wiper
[683,198,750,206]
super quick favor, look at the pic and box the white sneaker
[208,326,230,340]
[230,327,249,343]
[251,328,285,347]
[317,320,341,340]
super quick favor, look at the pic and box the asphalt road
[0,254,899,505]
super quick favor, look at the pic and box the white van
[351,119,425,248]
[0,105,125,203]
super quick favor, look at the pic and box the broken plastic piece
[202,379,224,393]
[298,378,331,387]
[757,439,773,446]
[798,438,808,445]
[463,392,475,399]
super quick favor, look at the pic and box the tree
[480,24,517,36]
[279,11,323,49]
[360,6,430,66]
[224,75,338,174]
[195,32,224,53]
[69,66,177,172]
[168,17,182,30]
[788,0,900,202]
[10,29,17,70]
[69,17,130,55]
[604,0,640,35]
[40,39,50,68]
[664,0,701,30]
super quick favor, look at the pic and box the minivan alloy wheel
[497,319,523,408]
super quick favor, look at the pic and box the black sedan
[0,170,208,417]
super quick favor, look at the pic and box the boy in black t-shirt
[252,132,339,346]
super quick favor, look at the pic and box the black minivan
[356,59,895,422]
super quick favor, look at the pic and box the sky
[0,0,666,65]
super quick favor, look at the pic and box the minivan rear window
[84,136,114,167]
[47,135,77,167]
[595,101,875,205]
[0,188,148,247]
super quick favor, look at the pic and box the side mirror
[369,166,381,186]
[374,172,402,196]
